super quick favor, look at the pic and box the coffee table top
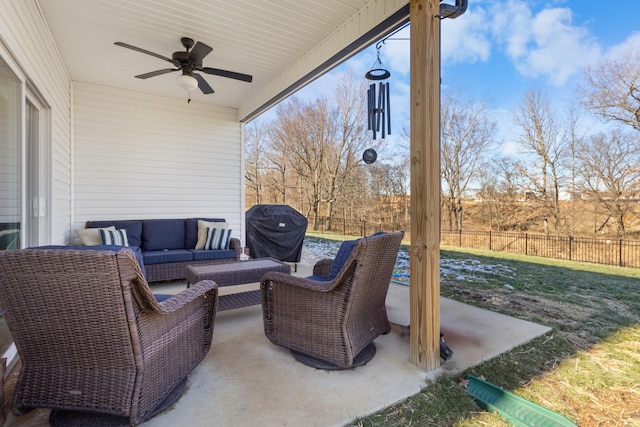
[189,258,287,274]
[186,257,291,288]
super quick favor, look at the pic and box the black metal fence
[441,230,640,268]
[313,217,640,268]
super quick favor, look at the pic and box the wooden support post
[409,0,441,371]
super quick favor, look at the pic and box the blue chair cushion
[88,221,143,247]
[142,219,185,251]
[154,294,173,302]
[190,249,236,261]
[326,232,388,280]
[305,275,332,282]
[33,245,147,280]
[142,249,193,265]
[327,239,358,280]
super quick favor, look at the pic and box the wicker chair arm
[229,237,242,260]
[155,280,218,314]
[261,271,339,292]
[312,259,333,277]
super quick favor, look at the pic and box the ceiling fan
[114,37,253,94]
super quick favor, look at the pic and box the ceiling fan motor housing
[180,37,195,50]
[172,51,190,63]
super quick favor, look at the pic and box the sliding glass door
[0,56,22,358]
[0,56,21,252]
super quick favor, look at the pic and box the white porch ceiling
[37,0,409,121]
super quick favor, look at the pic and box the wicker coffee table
[186,258,291,311]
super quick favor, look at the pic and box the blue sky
[266,0,640,157]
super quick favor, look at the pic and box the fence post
[489,231,492,251]
[569,236,573,261]
[619,239,623,267]
[458,230,462,247]
[525,233,528,256]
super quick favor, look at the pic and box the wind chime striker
[366,43,391,141]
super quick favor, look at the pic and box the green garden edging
[466,375,578,427]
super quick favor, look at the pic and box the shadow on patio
[4,257,550,427]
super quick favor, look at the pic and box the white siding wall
[72,83,243,244]
[0,0,73,244]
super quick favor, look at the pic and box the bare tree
[563,102,589,235]
[575,130,640,238]
[268,97,333,228]
[581,46,640,132]
[513,88,566,234]
[477,158,531,231]
[440,89,497,231]
[321,71,372,230]
[245,121,268,206]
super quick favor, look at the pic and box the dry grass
[346,245,640,427]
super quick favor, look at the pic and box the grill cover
[245,204,307,262]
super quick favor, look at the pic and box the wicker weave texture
[261,231,404,369]
[186,258,291,287]
[0,248,218,425]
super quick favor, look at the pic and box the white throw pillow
[99,228,129,246]
[76,226,116,246]
[204,227,232,250]
[195,220,228,249]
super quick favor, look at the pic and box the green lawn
[340,243,640,426]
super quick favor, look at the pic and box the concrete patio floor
[4,258,551,427]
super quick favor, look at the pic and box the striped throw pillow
[99,228,129,246]
[204,227,232,250]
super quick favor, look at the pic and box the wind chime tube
[381,83,386,139]
[386,81,391,135]
[367,86,371,130]
[377,82,384,135]
[371,83,377,139]
[368,84,374,131]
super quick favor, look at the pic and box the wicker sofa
[85,218,241,282]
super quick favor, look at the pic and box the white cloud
[437,1,604,86]
[490,1,601,86]
[381,26,410,77]
[441,6,493,64]
[606,31,640,59]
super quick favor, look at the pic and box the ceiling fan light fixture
[176,73,198,91]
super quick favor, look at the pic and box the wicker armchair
[261,231,404,369]
[0,247,218,426]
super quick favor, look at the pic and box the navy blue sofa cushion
[88,220,143,247]
[305,275,332,282]
[185,217,226,249]
[142,219,185,251]
[328,239,358,280]
[190,249,236,261]
[154,294,173,302]
[33,245,147,280]
[320,232,388,281]
[142,249,193,265]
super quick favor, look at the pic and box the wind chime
[366,42,391,141]
[363,42,391,164]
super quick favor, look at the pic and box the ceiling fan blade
[188,42,213,65]
[114,42,176,65]
[135,68,179,79]
[193,73,214,94]
[201,67,253,83]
